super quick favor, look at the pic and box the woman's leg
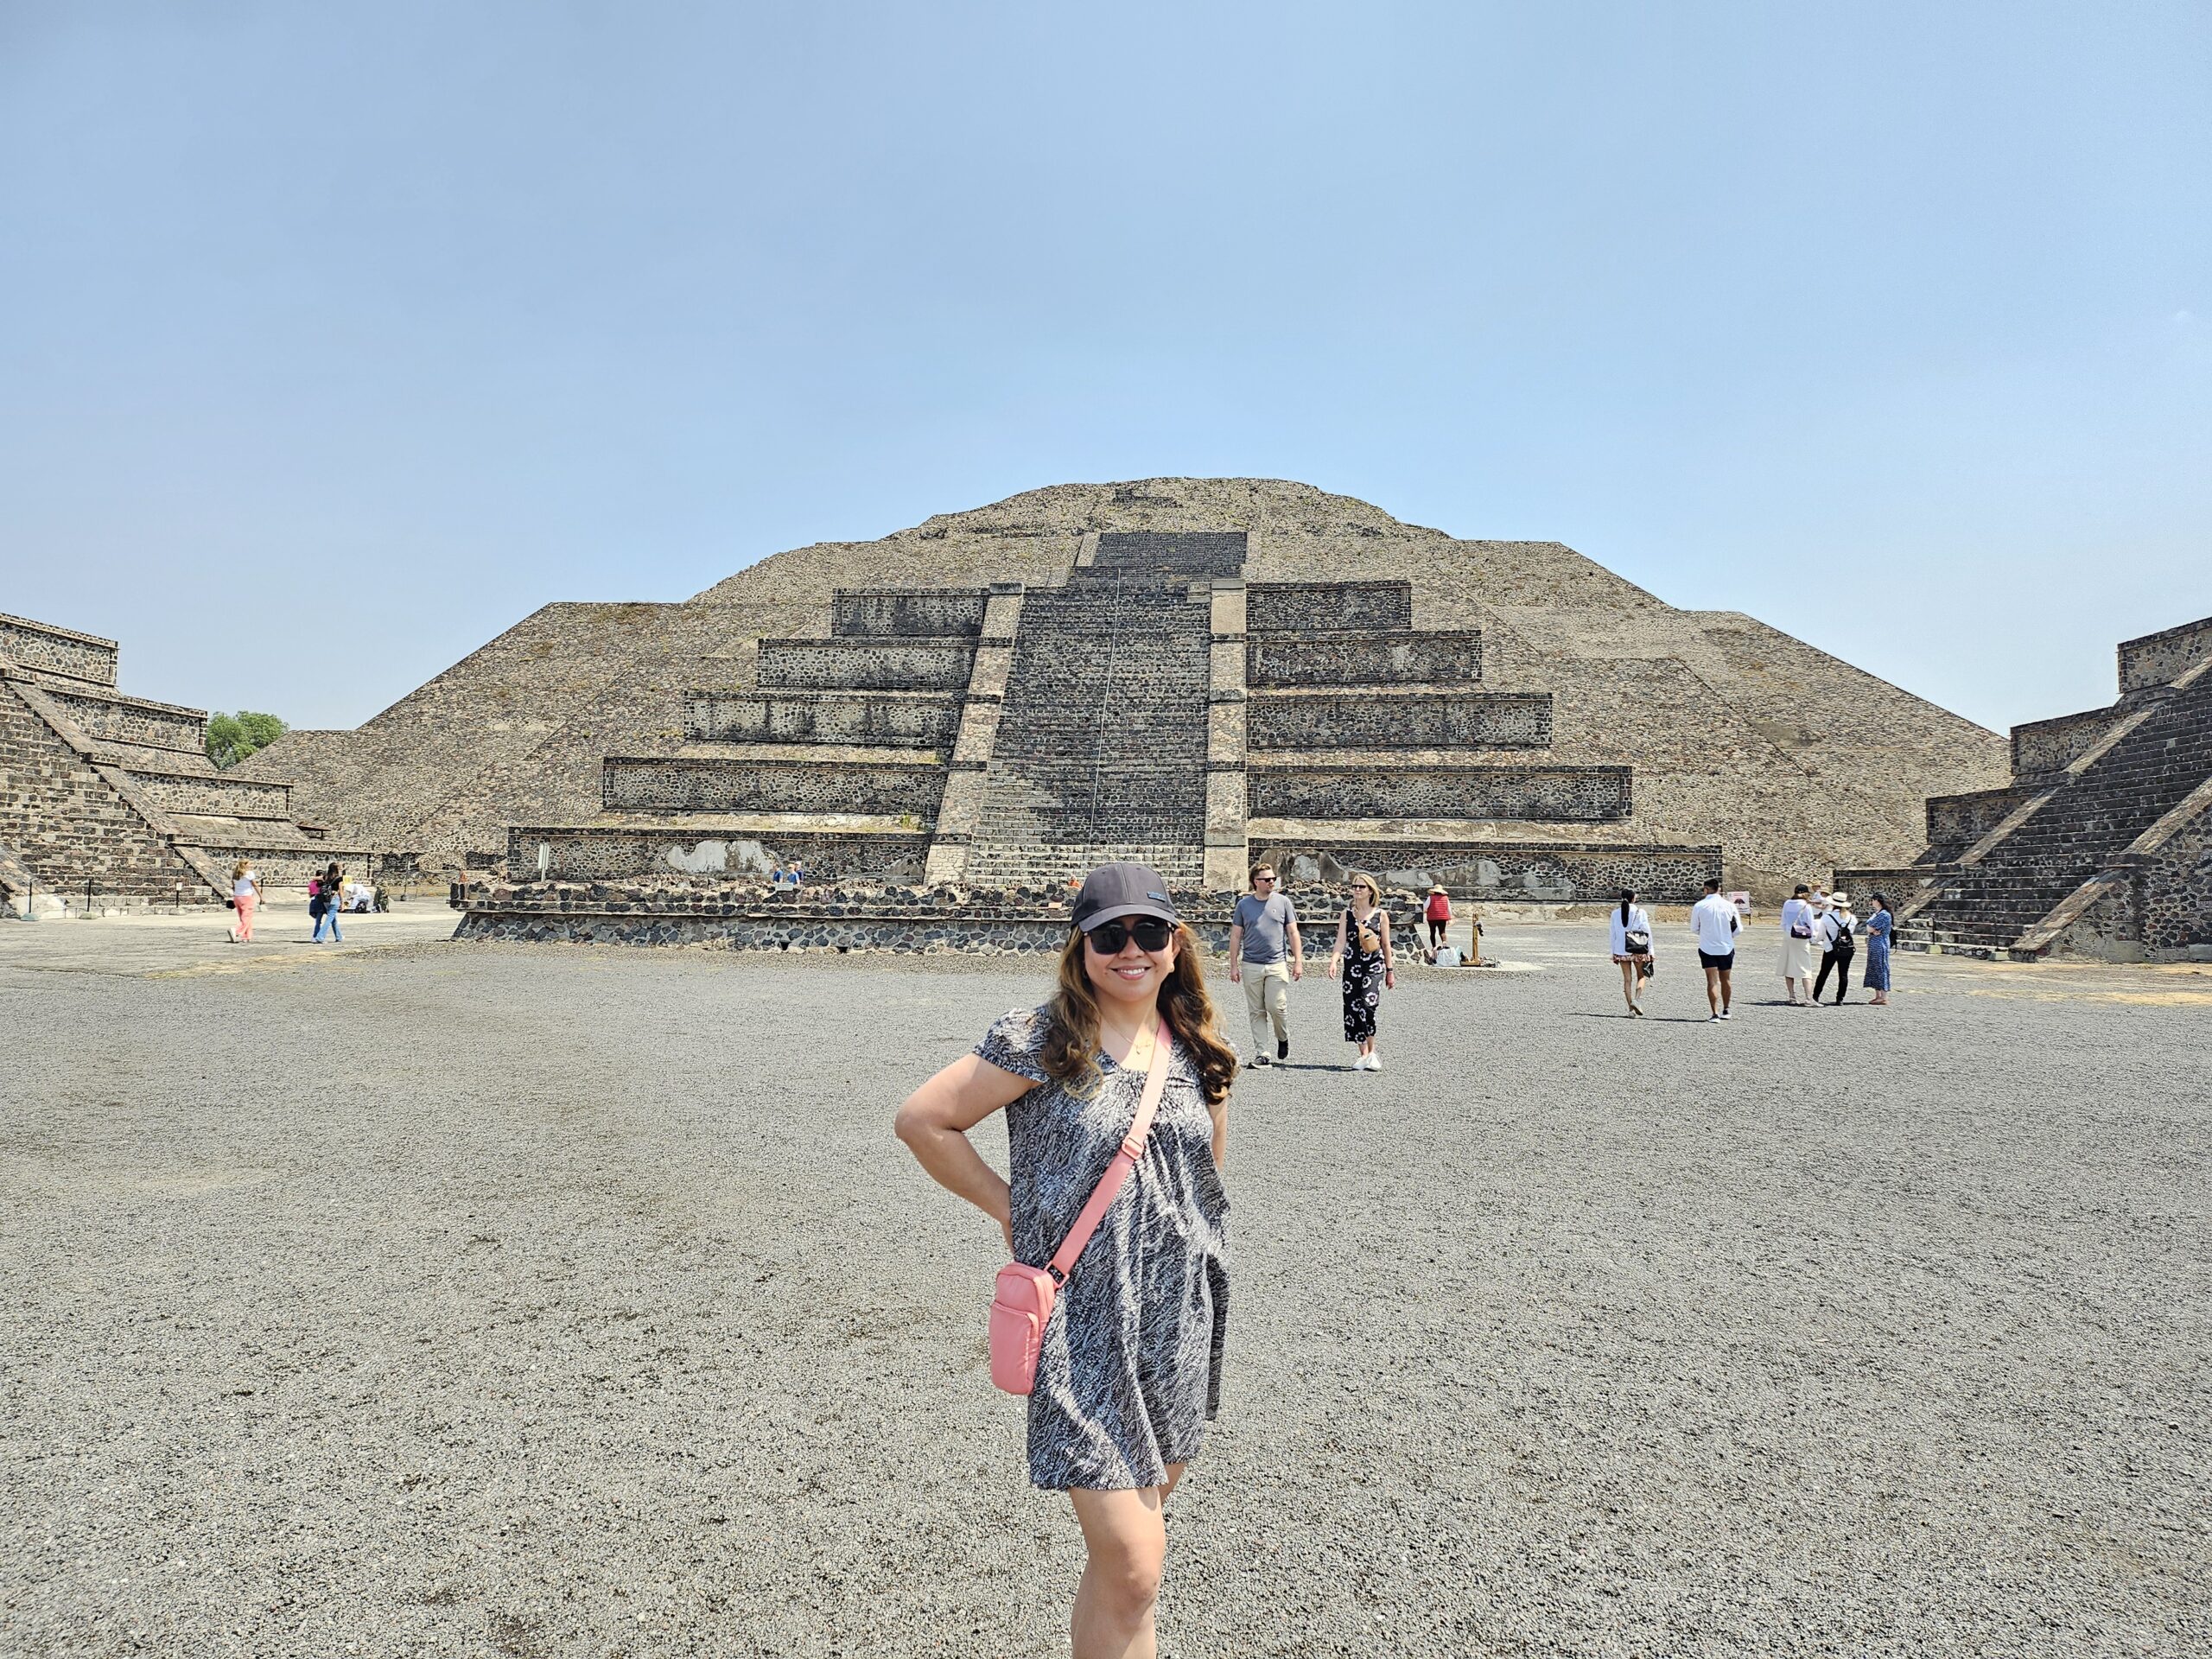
[329,906,342,942]
[237,896,254,941]
[1619,960,1637,1010]
[1069,1485,1168,1659]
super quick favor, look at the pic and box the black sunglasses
[1084,917,1176,955]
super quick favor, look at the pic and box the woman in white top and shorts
[1608,888,1654,1016]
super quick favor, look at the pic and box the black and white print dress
[1342,907,1386,1044]
[976,1007,1230,1491]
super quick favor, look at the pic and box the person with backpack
[893,862,1237,1659]
[1608,887,1655,1016]
[310,861,345,943]
[1329,871,1395,1070]
[1815,892,1858,1004]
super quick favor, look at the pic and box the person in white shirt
[1779,883,1818,1006]
[1688,877,1742,1021]
[1607,887,1655,1017]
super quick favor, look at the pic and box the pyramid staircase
[1837,614,2212,961]
[0,610,380,908]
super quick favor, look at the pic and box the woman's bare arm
[893,1054,1037,1249]
[1209,1096,1229,1176]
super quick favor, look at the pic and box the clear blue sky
[3,3,2206,734]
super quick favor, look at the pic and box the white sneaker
[1367,1053,1384,1071]
[1352,1054,1374,1071]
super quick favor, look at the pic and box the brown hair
[1038,925,1240,1105]
[1248,863,1275,887]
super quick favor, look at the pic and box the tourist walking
[1815,892,1858,1004]
[893,862,1236,1659]
[1329,871,1395,1069]
[1423,885,1452,950]
[226,860,261,943]
[311,861,346,943]
[1779,883,1818,1005]
[1863,893,1895,1005]
[1688,877,1741,1021]
[1608,887,1655,1016]
[1227,864,1303,1067]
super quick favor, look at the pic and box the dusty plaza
[3,910,2206,1657]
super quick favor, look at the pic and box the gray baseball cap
[1071,861,1178,932]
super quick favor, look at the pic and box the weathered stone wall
[1249,764,1630,822]
[195,846,383,890]
[684,691,959,749]
[831,588,988,639]
[1830,866,1941,908]
[1094,531,1248,575]
[0,683,213,901]
[2119,615,2212,694]
[1246,582,1411,634]
[1247,632,1481,688]
[2012,708,2123,779]
[1248,691,1552,751]
[601,756,947,817]
[0,611,118,686]
[1249,833,1719,903]
[39,685,206,754]
[2132,801,2212,957]
[506,826,931,884]
[137,771,296,818]
[1927,786,2039,850]
[755,639,976,691]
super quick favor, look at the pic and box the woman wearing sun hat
[1423,884,1452,950]
[1815,892,1859,1004]
[894,862,1238,1658]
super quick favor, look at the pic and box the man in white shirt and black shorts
[1688,876,1742,1022]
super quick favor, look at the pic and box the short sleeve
[975,1006,1052,1084]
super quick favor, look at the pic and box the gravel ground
[2,928,2207,1657]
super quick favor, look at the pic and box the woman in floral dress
[1329,870,1395,1071]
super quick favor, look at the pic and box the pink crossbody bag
[988,1020,1172,1395]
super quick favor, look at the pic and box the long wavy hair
[1038,923,1240,1105]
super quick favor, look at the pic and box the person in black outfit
[1814,893,1858,1005]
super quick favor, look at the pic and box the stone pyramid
[245,480,2008,905]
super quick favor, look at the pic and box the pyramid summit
[240,478,2008,909]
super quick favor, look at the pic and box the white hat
[1830,892,1852,906]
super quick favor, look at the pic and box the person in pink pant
[228,861,262,942]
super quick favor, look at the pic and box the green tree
[206,710,287,769]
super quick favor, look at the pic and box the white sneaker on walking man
[1689,876,1742,1020]
[1228,864,1304,1065]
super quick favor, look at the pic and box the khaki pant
[1242,960,1292,1052]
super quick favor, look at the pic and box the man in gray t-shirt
[1228,864,1304,1066]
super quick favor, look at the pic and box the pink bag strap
[1045,1020,1173,1287]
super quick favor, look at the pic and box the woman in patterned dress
[1329,870,1395,1071]
[895,862,1239,1659]
[1863,892,1895,1005]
